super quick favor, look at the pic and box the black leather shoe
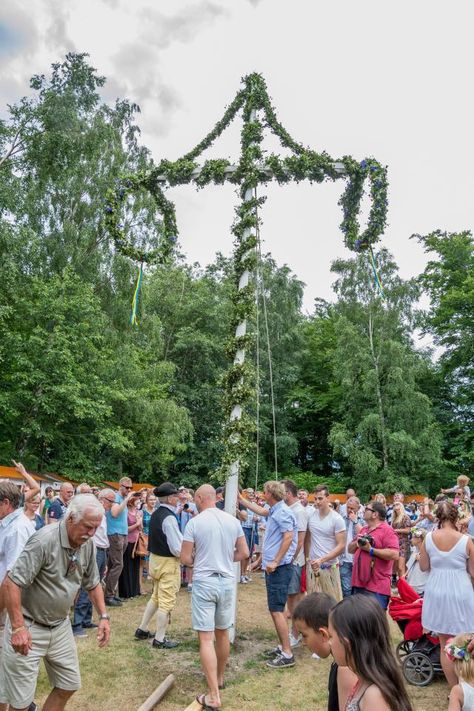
[134,628,153,640]
[105,597,122,607]
[152,638,179,649]
[83,623,98,629]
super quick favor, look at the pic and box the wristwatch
[99,613,110,621]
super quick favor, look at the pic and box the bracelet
[11,625,26,635]
[369,547,375,557]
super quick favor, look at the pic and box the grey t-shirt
[9,520,99,626]
[183,507,244,581]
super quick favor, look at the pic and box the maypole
[104,72,389,638]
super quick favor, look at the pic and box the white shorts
[191,575,234,632]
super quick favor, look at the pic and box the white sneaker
[289,633,300,648]
[240,575,248,584]
[312,653,321,660]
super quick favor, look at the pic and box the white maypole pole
[224,105,258,642]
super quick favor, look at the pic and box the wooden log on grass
[183,701,203,711]
[137,674,175,711]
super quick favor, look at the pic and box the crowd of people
[0,465,473,711]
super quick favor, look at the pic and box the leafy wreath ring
[104,172,177,265]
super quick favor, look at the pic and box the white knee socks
[139,600,158,631]
[154,609,169,642]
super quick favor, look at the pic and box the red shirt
[351,522,400,596]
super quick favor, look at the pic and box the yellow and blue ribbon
[130,264,143,326]
[368,246,385,298]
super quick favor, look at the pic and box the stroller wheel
[402,652,434,686]
[396,640,414,663]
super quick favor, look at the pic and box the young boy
[293,592,356,711]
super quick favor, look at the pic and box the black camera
[183,503,189,511]
[357,535,375,548]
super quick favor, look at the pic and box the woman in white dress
[419,501,474,688]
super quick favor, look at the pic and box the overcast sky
[1,0,473,312]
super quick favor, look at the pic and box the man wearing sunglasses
[0,494,110,711]
[104,476,135,606]
[348,501,399,609]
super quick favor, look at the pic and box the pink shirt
[127,510,141,544]
[351,522,400,596]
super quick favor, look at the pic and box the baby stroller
[389,578,442,686]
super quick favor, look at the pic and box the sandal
[196,693,221,710]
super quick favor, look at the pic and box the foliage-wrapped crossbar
[104,72,389,478]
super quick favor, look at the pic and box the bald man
[47,482,74,522]
[181,485,248,710]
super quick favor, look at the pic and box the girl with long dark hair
[329,595,413,711]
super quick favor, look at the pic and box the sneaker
[266,654,295,669]
[73,628,87,638]
[289,633,300,648]
[28,703,37,711]
[105,597,122,607]
[83,623,98,629]
[187,584,193,593]
[135,627,154,640]
[114,595,125,602]
[240,575,248,584]
[152,638,179,649]
[312,653,321,660]
[262,646,282,659]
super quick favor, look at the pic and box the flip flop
[196,693,221,710]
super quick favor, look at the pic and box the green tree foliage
[288,299,341,476]
[328,249,443,496]
[0,53,469,492]
[249,256,305,483]
[416,230,474,475]
[0,54,191,482]
[143,258,231,486]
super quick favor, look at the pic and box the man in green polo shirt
[0,494,111,711]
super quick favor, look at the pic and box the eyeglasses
[104,498,116,504]
[122,485,132,490]
[365,507,374,513]
[66,553,78,577]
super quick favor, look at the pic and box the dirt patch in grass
[35,576,448,710]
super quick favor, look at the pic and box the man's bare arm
[12,460,40,502]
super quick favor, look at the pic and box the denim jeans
[339,561,353,598]
[351,585,390,610]
[73,547,107,630]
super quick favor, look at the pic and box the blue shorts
[191,575,235,631]
[288,564,303,596]
[242,527,258,551]
[265,563,292,612]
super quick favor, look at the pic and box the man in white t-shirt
[304,484,346,602]
[282,479,308,648]
[181,485,248,711]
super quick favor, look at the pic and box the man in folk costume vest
[134,483,182,648]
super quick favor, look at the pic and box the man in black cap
[134,482,182,648]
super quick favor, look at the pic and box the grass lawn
[36,576,448,710]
